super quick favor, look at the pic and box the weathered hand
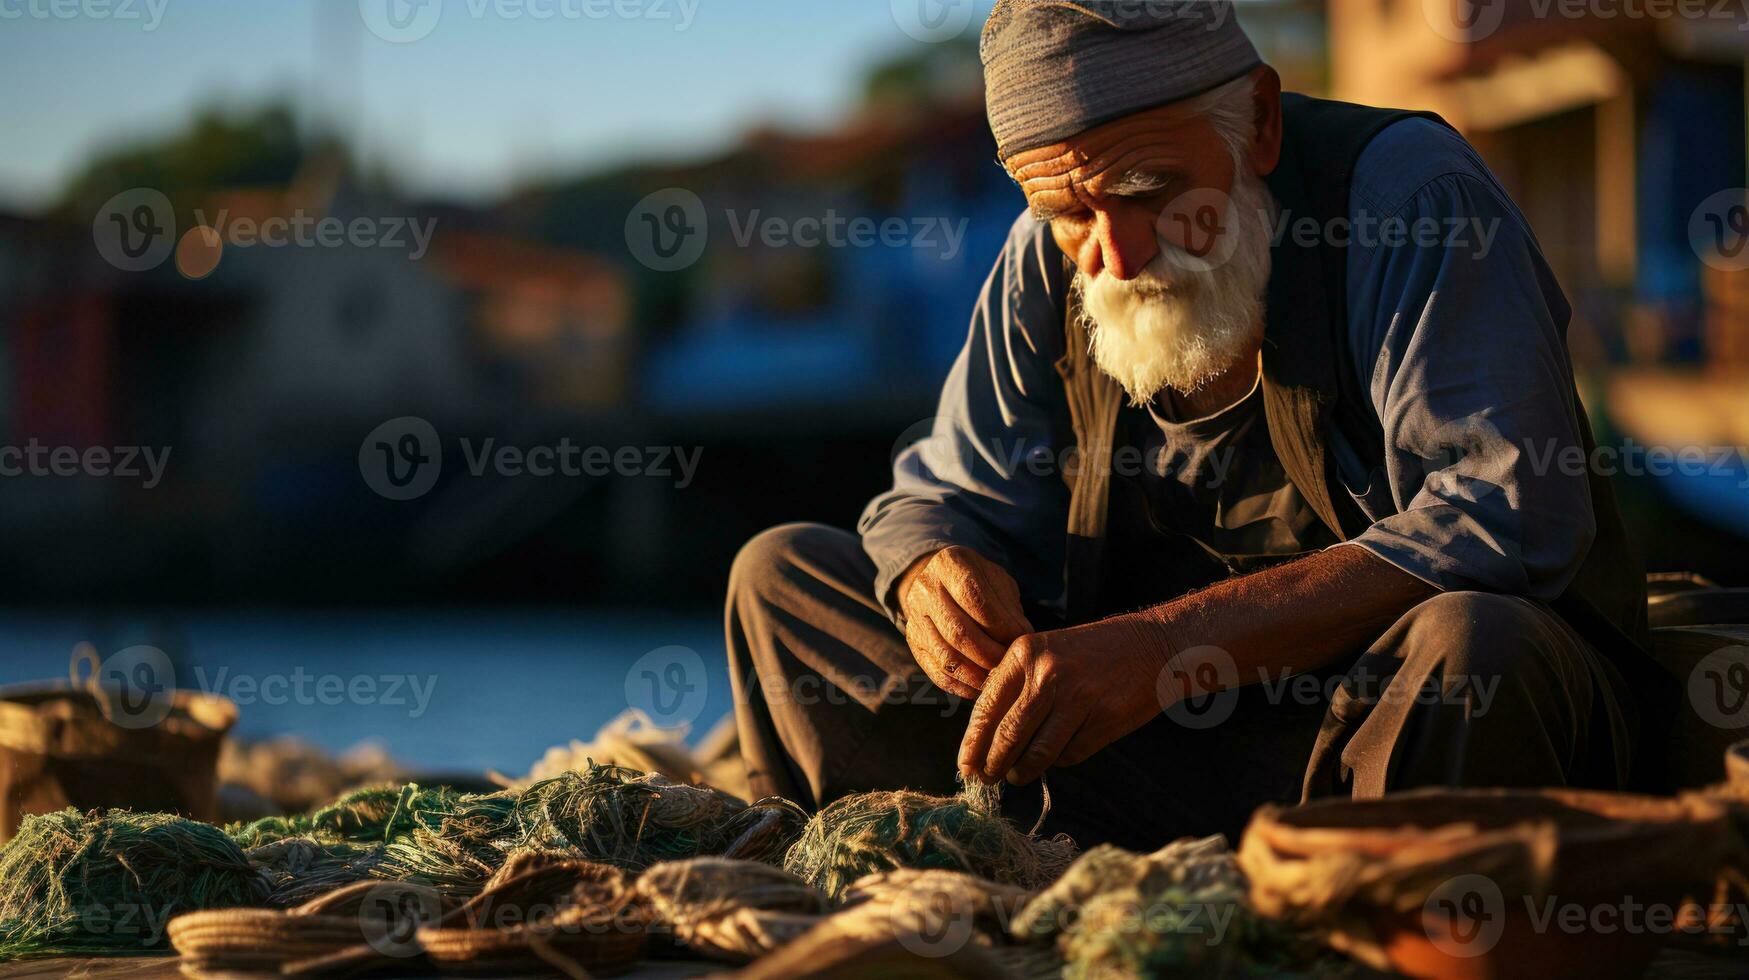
[898,546,1034,701]
[957,619,1172,785]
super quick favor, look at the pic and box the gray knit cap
[980,1,1262,157]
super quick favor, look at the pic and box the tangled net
[1013,835,1313,978]
[515,767,746,869]
[245,836,388,908]
[228,782,473,848]
[0,764,1027,965]
[0,809,267,959]
[783,781,1075,902]
[636,857,827,962]
[228,764,808,901]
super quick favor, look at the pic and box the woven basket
[418,914,649,976]
[0,647,236,842]
[170,878,448,975]
[421,858,649,976]
[1238,787,1743,979]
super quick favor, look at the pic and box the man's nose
[1078,207,1159,281]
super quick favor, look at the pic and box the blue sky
[0,0,997,210]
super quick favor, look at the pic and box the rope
[635,857,826,962]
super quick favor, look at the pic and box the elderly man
[726,1,1655,848]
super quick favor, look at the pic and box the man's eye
[1121,181,1175,200]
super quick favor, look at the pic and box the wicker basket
[170,879,451,976]
[419,859,649,976]
[0,647,236,842]
[417,916,649,976]
[1238,787,1744,980]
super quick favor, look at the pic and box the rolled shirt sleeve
[1336,153,1596,600]
[858,213,1075,623]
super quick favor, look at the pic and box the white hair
[1187,73,1259,166]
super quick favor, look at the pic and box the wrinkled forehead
[1001,102,1219,211]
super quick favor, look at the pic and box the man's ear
[1249,65,1284,178]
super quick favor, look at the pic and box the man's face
[1005,101,1238,280]
[1002,86,1280,402]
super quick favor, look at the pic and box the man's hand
[898,546,1034,700]
[956,547,1437,784]
[957,619,1171,785]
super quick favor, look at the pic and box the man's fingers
[957,659,1025,779]
[923,581,1005,670]
[943,561,1033,644]
[1005,710,1084,785]
[910,616,985,700]
[979,683,1052,782]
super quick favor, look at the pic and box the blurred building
[433,230,631,411]
[639,94,1013,416]
[1332,1,1749,561]
[1331,0,1749,366]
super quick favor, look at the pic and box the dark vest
[1054,94,1651,667]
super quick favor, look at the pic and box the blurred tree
[860,37,981,111]
[54,103,350,219]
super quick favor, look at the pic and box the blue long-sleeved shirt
[858,118,1597,624]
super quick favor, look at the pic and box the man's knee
[1387,590,1560,694]
[728,522,841,605]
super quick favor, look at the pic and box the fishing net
[2,773,1089,967]
[0,808,268,959]
[636,857,827,961]
[298,766,802,887]
[227,765,808,900]
[512,766,806,871]
[783,780,1075,902]
[229,782,473,848]
[735,867,1063,980]
[245,837,389,908]
[1013,835,1324,979]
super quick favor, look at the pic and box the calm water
[0,608,732,775]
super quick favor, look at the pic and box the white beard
[1074,163,1277,405]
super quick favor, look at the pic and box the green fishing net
[0,809,266,959]
[783,781,1076,902]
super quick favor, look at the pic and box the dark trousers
[725,523,1635,849]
